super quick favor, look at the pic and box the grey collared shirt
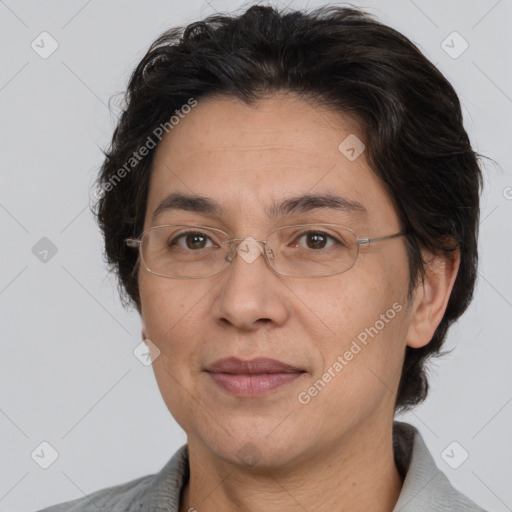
[36,421,489,511]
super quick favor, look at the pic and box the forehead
[145,93,400,232]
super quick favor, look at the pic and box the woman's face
[138,94,415,469]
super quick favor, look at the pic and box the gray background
[0,0,511,510]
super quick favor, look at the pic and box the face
[139,94,414,469]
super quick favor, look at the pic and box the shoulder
[35,474,155,512]
[35,445,189,512]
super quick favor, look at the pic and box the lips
[206,357,303,374]
[205,357,305,397]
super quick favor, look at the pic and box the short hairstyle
[94,5,483,412]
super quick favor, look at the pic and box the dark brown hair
[94,5,483,412]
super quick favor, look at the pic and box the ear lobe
[406,249,460,349]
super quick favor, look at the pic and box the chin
[187,414,314,470]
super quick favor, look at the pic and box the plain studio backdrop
[0,1,510,511]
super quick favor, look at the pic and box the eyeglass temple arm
[125,238,141,248]
[356,232,406,245]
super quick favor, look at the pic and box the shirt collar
[126,421,481,511]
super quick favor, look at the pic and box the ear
[406,249,460,349]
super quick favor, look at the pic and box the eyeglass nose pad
[225,244,235,263]
[266,248,275,260]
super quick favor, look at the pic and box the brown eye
[186,233,208,249]
[171,232,214,250]
[295,231,337,250]
[306,232,328,249]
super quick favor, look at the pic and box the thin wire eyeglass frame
[125,223,406,279]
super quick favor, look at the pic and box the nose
[211,238,289,331]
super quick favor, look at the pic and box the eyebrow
[152,192,366,222]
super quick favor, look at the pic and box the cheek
[140,274,194,335]
[139,276,203,373]
[290,265,397,340]
[296,300,408,438]
[139,277,207,426]
[299,255,409,384]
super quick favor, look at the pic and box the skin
[138,93,459,512]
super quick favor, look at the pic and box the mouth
[205,357,306,397]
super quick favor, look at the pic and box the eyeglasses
[125,223,406,279]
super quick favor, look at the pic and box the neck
[179,419,404,512]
